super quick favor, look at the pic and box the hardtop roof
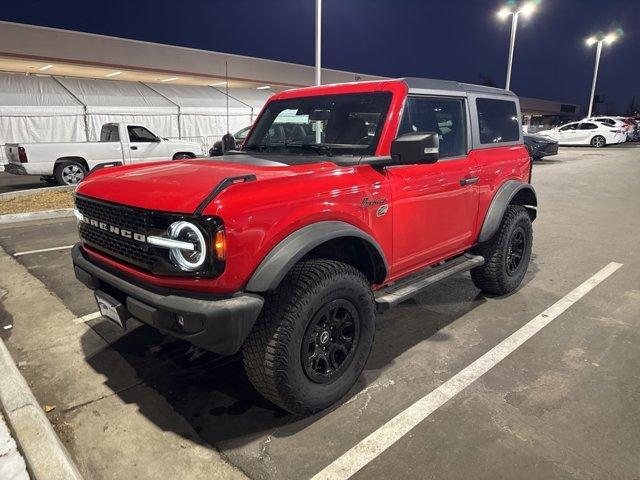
[401,77,516,97]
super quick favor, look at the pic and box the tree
[625,96,638,116]
[478,74,498,88]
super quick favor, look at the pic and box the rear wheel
[54,161,87,186]
[591,135,606,148]
[471,205,533,295]
[242,259,375,415]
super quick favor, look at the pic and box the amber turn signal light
[214,229,226,261]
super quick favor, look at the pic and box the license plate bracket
[94,291,128,330]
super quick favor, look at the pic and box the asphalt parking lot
[1,146,639,480]
[0,171,49,194]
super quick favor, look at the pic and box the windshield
[244,92,392,157]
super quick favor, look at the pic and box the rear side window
[398,97,466,158]
[579,123,598,130]
[476,98,519,144]
[100,124,120,142]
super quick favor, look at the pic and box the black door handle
[131,146,138,150]
[460,176,479,186]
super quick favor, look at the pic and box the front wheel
[591,135,606,148]
[471,205,533,295]
[242,259,376,415]
[173,152,194,160]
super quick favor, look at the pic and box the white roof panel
[0,73,84,116]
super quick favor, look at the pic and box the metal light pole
[315,0,322,143]
[505,11,519,91]
[315,0,322,87]
[497,2,537,91]
[587,40,603,118]
[585,33,618,117]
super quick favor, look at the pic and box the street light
[585,32,619,117]
[497,1,538,91]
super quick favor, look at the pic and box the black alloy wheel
[302,299,360,383]
[506,227,526,276]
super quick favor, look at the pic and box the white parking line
[311,262,623,480]
[73,312,102,324]
[13,245,73,257]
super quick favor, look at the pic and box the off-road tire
[242,259,376,415]
[471,205,532,295]
[54,161,87,186]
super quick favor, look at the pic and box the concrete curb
[0,185,74,200]
[0,339,84,480]
[0,209,74,225]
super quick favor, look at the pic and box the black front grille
[76,196,155,270]
[75,195,224,277]
[75,195,148,232]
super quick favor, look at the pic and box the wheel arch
[55,156,89,172]
[172,151,196,160]
[245,221,388,292]
[478,180,537,243]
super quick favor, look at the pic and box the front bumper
[4,163,28,175]
[72,244,264,355]
[530,141,558,158]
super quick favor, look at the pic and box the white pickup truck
[3,123,202,185]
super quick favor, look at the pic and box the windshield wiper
[283,142,334,157]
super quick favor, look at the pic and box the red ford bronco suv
[72,78,536,415]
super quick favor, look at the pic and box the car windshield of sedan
[243,92,392,157]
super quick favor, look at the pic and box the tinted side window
[398,97,466,158]
[476,98,519,144]
[579,123,598,130]
[100,125,119,142]
[128,126,157,142]
[559,123,578,131]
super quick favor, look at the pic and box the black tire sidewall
[591,136,606,148]
[499,210,533,291]
[279,274,375,411]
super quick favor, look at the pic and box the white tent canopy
[56,77,179,140]
[143,84,272,139]
[0,72,271,163]
[0,75,86,162]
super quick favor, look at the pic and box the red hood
[75,158,306,213]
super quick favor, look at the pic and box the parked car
[209,126,252,156]
[537,121,626,147]
[209,123,317,156]
[4,123,201,185]
[523,133,558,160]
[585,116,636,140]
[71,78,536,415]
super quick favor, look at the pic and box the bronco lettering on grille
[82,216,147,243]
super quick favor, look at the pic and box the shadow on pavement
[79,260,539,449]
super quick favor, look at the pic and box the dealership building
[0,20,579,162]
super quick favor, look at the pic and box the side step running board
[375,253,484,312]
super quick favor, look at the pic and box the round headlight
[168,221,207,271]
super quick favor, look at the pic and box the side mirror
[391,132,439,165]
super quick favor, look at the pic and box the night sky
[2,0,638,114]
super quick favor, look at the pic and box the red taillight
[18,147,28,163]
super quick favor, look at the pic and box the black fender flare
[478,180,537,243]
[245,221,388,292]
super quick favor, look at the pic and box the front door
[387,96,479,274]
[556,122,580,144]
[126,125,167,163]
